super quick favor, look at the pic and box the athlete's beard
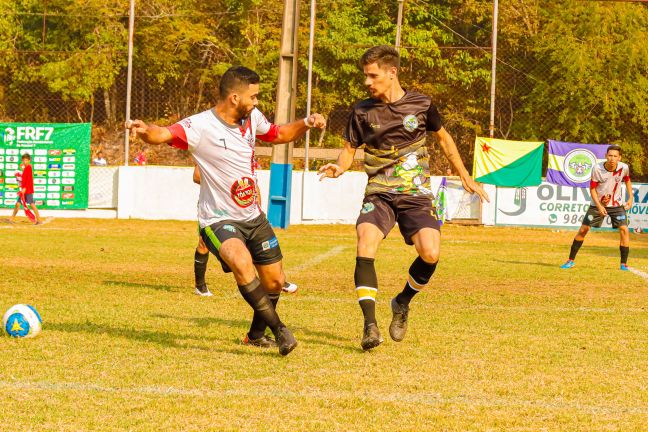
[236,104,254,124]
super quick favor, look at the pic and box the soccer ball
[3,304,42,338]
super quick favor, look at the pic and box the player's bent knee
[419,249,440,264]
[264,278,284,294]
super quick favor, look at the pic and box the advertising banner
[0,123,90,209]
[495,182,648,232]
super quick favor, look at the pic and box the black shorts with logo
[199,213,282,273]
[582,205,628,228]
[356,192,440,245]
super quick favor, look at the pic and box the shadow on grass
[152,313,358,353]
[151,313,249,330]
[45,321,276,358]
[47,321,214,350]
[103,280,177,292]
[493,259,557,268]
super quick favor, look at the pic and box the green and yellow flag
[472,137,543,187]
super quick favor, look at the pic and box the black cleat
[361,323,383,351]
[243,334,277,348]
[275,326,298,356]
[389,297,409,342]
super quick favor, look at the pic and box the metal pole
[395,0,405,51]
[304,0,316,173]
[123,0,135,166]
[301,0,316,221]
[489,0,499,138]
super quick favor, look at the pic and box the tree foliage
[0,0,645,176]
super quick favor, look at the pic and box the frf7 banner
[0,123,91,210]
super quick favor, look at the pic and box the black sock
[355,257,377,325]
[238,278,282,334]
[569,240,584,261]
[194,250,209,287]
[248,292,280,340]
[396,256,437,306]
[620,246,629,264]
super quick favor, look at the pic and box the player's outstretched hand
[318,163,344,181]
[125,119,147,139]
[306,113,326,129]
[461,176,490,203]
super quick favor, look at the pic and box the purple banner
[546,140,609,188]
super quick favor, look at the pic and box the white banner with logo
[495,182,648,232]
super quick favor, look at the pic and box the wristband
[303,117,312,128]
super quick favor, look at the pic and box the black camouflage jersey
[344,90,443,196]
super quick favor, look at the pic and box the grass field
[1,218,647,431]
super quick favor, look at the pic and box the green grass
[1,219,648,431]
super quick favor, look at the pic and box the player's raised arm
[263,113,326,144]
[434,127,490,203]
[126,119,173,145]
[318,140,356,181]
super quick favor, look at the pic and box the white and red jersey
[590,161,630,207]
[167,108,278,228]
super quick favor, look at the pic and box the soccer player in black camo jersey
[319,45,489,351]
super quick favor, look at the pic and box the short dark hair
[607,144,622,155]
[21,153,31,161]
[219,66,260,99]
[360,45,400,70]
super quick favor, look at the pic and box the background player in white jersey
[127,66,325,355]
[561,145,633,271]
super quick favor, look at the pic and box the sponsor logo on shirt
[230,177,256,208]
[403,114,419,132]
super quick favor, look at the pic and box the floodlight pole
[395,0,405,51]
[268,0,300,228]
[300,0,316,222]
[489,0,499,138]
[123,0,135,166]
[304,0,316,174]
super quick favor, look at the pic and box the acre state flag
[472,137,543,187]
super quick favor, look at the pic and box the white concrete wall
[117,166,199,220]
[1,166,484,224]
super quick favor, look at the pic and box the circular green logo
[564,149,596,182]
[402,115,419,132]
[548,214,557,224]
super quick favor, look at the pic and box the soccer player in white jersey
[127,66,325,355]
[561,145,633,271]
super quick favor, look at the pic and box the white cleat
[282,281,298,294]
[194,284,213,297]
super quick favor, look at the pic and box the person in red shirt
[10,153,42,224]
[134,146,147,165]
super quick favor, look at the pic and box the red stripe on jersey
[167,124,189,150]
[256,124,279,142]
[590,180,599,188]
[612,182,620,206]
[623,175,630,182]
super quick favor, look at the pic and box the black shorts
[199,213,283,273]
[24,194,34,205]
[582,205,628,228]
[356,193,440,245]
